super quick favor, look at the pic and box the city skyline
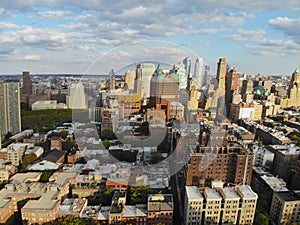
[0,1,300,76]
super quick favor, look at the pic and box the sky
[1,1,300,76]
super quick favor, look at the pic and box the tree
[59,216,87,225]
[104,186,114,195]
[102,139,111,149]
[255,213,269,225]
[101,130,116,140]
[23,153,37,165]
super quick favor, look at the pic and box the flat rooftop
[148,194,173,212]
[123,205,147,218]
[237,185,258,199]
[261,175,288,192]
[204,188,222,200]
[22,191,59,210]
[277,191,300,201]
[185,186,204,200]
[222,187,240,199]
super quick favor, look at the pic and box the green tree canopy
[58,216,87,225]
[255,213,269,225]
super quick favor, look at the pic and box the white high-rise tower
[194,58,204,89]
[66,83,88,109]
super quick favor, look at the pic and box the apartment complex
[0,172,77,225]
[0,80,21,136]
[270,191,300,225]
[186,144,253,186]
[184,185,258,225]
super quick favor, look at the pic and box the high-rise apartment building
[66,83,88,109]
[240,79,254,103]
[185,123,253,186]
[0,81,21,136]
[225,68,240,116]
[22,71,32,95]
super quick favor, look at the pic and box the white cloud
[35,10,71,19]
[23,54,41,61]
[0,22,18,30]
[228,34,248,41]
[0,8,15,18]
[269,17,300,39]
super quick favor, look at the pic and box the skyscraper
[171,63,187,90]
[0,81,21,136]
[183,56,191,83]
[22,71,32,95]
[225,68,240,116]
[124,70,135,91]
[149,65,179,120]
[134,63,156,102]
[288,68,300,107]
[216,58,227,96]
[202,64,210,86]
[107,69,116,91]
[66,83,88,109]
[194,58,204,89]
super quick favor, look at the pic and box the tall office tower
[225,68,240,116]
[216,58,227,96]
[202,64,210,86]
[183,56,191,81]
[171,63,187,90]
[149,65,179,119]
[66,83,88,109]
[22,71,32,95]
[134,63,156,101]
[124,70,135,91]
[288,69,300,107]
[194,58,204,89]
[107,69,116,91]
[149,66,179,107]
[0,81,21,136]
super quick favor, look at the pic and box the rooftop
[123,205,147,218]
[261,175,288,192]
[204,188,222,200]
[32,100,57,105]
[42,149,65,163]
[222,187,240,199]
[277,191,300,201]
[237,185,258,199]
[22,191,59,210]
[28,160,60,171]
[57,198,87,215]
[148,194,173,212]
[185,186,204,200]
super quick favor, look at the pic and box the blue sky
[1,1,300,76]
